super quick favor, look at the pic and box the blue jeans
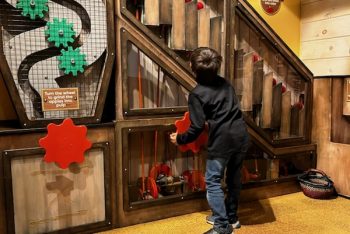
[205,142,248,233]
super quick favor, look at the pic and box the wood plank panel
[209,16,222,55]
[171,0,186,50]
[343,78,350,115]
[185,1,198,51]
[301,15,350,42]
[159,0,172,25]
[144,0,160,26]
[312,79,350,196]
[301,0,350,23]
[331,78,350,143]
[301,37,350,60]
[303,57,350,76]
[10,150,106,233]
[198,8,210,47]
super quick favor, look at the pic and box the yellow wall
[247,0,301,56]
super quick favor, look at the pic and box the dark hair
[190,47,222,84]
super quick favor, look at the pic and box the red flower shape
[39,118,92,169]
[175,112,208,153]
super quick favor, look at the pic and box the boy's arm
[176,94,205,144]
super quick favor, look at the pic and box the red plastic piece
[282,84,287,93]
[175,111,208,153]
[39,118,92,169]
[252,53,260,62]
[197,2,204,10]
[182,170,206,191]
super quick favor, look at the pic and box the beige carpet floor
[101,192,350,234]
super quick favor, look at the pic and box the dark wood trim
[314,76,350,79]
[94,0,116,123]
[0,122,114,136]
[2,142,112,234]
[226,0,238,84]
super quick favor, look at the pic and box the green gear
[16,0,49,20]
[58,47,87,76]
[45,18,76,47]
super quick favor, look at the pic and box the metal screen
[0,0,108,121]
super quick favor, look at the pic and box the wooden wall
[312,79,350,196]
[301,0,350,196]
[301,0,350,76]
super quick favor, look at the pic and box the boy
[170,47,249,234]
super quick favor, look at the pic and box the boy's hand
[170,132,178,146]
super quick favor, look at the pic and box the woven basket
[298,169,335,199]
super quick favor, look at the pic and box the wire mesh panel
[0,0,112,126]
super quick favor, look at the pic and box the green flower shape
[45,18,76,48]
[58,47,87,76]
[16,0,49,20]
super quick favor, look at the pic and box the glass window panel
[234,14,309,141]
[127,42,189,110]
[125,127,207,205]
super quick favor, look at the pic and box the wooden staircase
[142,0,223,52]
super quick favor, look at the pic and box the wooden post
[171,0,186,50]
[144,0,160,26]
[185,1,198,51]
[241,52,254,111]
[271,83,282,130]
[209,16,222,54]
[159,0,172,25]
[261,72,273,128]
[198,8,210,47]
[280,91,291,138]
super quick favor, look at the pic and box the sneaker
[230,220,241,229]
[203,227,234,234]
[206,215,241,229]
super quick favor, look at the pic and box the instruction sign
[261,0,282,15]
[42,88,79,111]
